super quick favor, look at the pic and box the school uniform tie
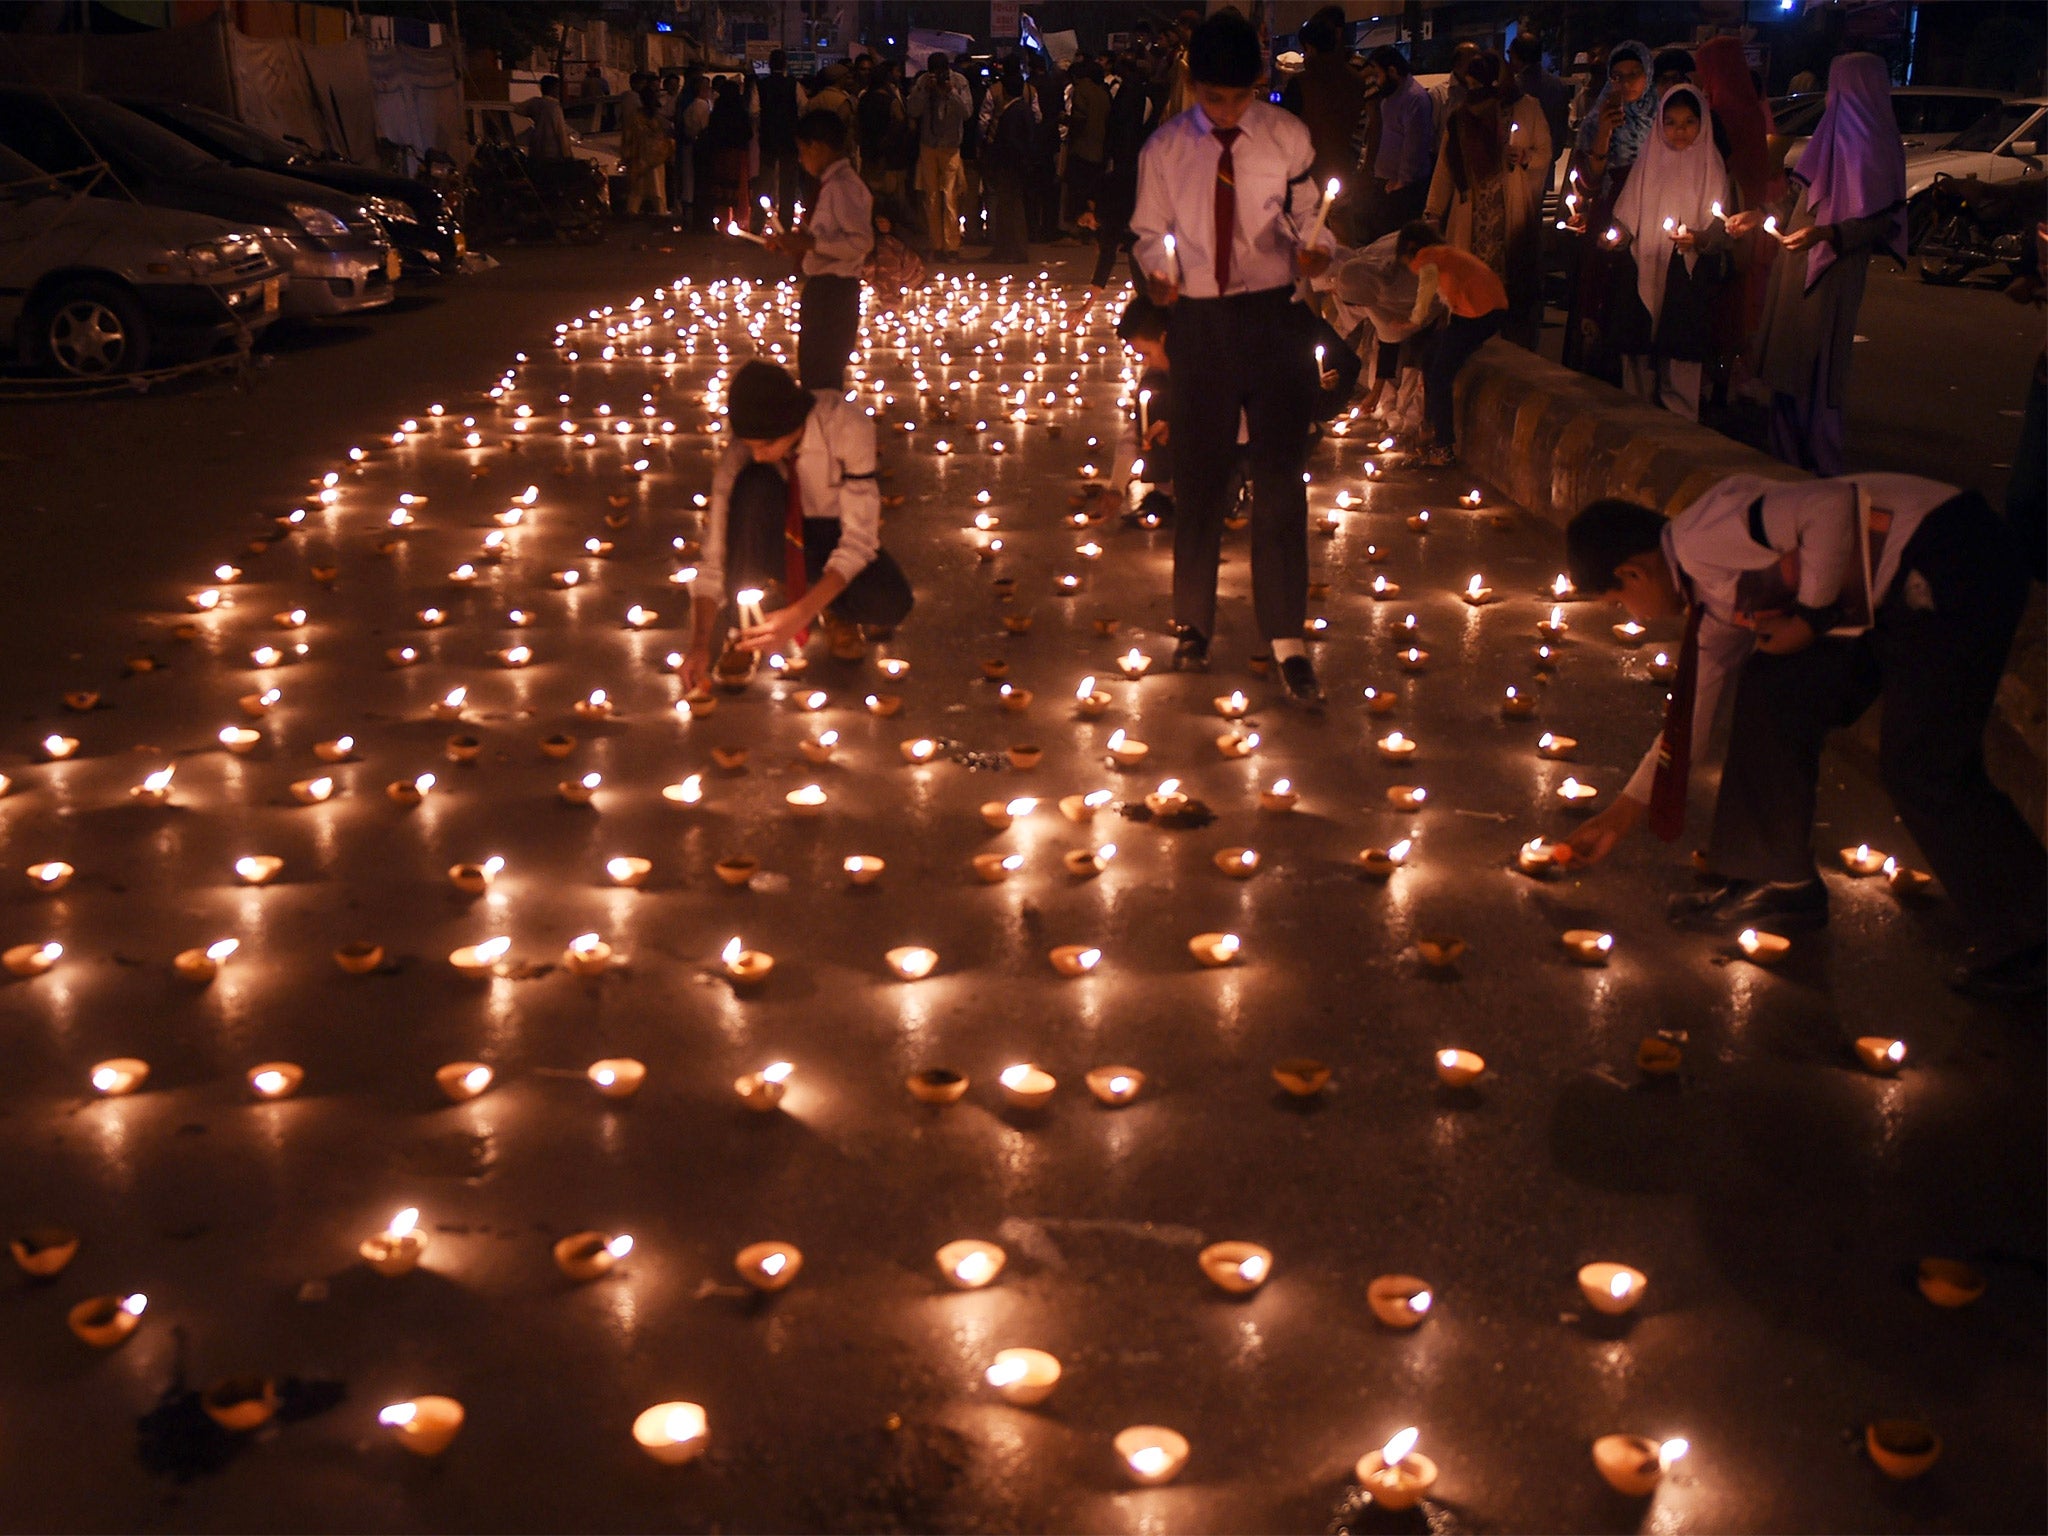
[1212,127,1243,293]
[782,455,810,643]
[1648,602,1702,842]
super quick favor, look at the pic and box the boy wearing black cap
[1130,6,1337,705]
[684,361,912,684]
[1563,472,2045,998]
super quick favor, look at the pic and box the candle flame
[444,687,466,708]
[761,1251,787,1276]
[1738,928,1760,953]
[1005,797,1037,818]
[722,937,743,966]
[1388,840,1412,863]
[955,1250,997,1285]
[1077,947,1102,969]
[1886,1039,1906,1063]
[143,768,174,793]
[1130,1446,1172,1477]
[1466,575,1485,597]
[122,1293,147,1316]
[253,1070,287,1095]
[1217,933,1241,957]
[1381,1427,1420,1466]
[91,1065,120,1091]
[1409,1288,1433,1314]
[1001,854,1024,871]
[569,933,603,956]
[387,1207,419,1240]
[475,936,510,962]
[414,773,435,793]
[606,1235,634,1258]
[379,1402,418,1428]
[986,1357,1027,1387]
[205,939,238,962]
[1658,1437,1689,1469]
[1609,1270,1635,1299]
[462,1065,492,1092]
[1238,1254,1267,1282]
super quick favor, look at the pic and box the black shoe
[1138,489,1175,525]
[1278,654,1324,708]
[1666,877,1829,932]
[1172,630,1210,672]
[1947,941,2047,999]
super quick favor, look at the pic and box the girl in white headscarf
[1604,84,1733,419]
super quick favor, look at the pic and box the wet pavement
[0,237,2041,1534]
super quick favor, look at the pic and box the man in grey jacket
[907,53,974,258]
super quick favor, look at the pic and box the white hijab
[1612,85,1728,326]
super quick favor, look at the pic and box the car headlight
[286,200,350,238]
[183,241,226,274]
[367,194,421,226]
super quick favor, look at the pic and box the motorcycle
[461,140,607,247]
[1917,172,2047,286]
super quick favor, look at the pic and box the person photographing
[1129,7,1337,705]
[684,362,912,685]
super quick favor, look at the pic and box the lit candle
[1854,1036,1908,1075]
[130,767,174,803]
[3,941,62,977]
[449,935,511,977]
[1367,1274,1434,1328]
[1593,1434,1690,1496]
[218,726,261,754]
[1115,1426,1190,1487]
[1116,648,1152,679]
[563,932,613,975]
[435,1061,494,1102]
[1462,574,1494,605]
[1536,733,1578,760]
[554,1231,634,1282]
[360,1206,429,1275]
[1735,927,1790,965]
[1839,843,1887,876]
[1302,176,1340,246]
[1355,1427,1437,1511]
[1198,1241,1272,1294]
[1377,731,1416,761]
[1562,929,1615,965]
[1214,846,1261,879]
[1613,620,1646,644]
[172,938,239,983]
[721,936,774,986]
[587,1058,646,1099]
[247,1062,304,1099]
[1556,777,1599,806]
[1085,1066,1145,1105]
[559,771,602,805]
[663,774,705,805]
[1188,931,1242,967]
[884,946,939,981]
[314,735,355,762]
[67,1291,147,1348]
[937,1239,1007,1289]
[632,1402,709,1465]
[89,1057,149,1095]
[378,1396,464,1456]
[27,861,74,891]
[985,1348,1062,1406]
[1577,1261,1646,1315]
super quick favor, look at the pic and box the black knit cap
[1187,8,1263,88]
[728,360,815,441]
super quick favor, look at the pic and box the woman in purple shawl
[1728,52,1907,474]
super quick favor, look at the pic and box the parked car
[0,141,282,376]
[0,87,394,318]
[1772,86,2013,167]
[1903,97,2047,205]
[115,97,465,276]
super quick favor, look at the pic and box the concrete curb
[1453,338,2047,835]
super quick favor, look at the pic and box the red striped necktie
[1212,127,1243,293]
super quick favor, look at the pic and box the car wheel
[37,280,149,377]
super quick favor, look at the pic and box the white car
[0,141,283,376]
[1774,86,2014,171]
[1904,97,2046,201]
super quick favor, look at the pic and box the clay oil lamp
[1461,574,1494,606]
[1144,778,1188,817]
[885,946,939,981]
[559,772,602,806]
[1556,776,1600,808]
[1215,690,1250,720]
[554,1231,633,1281]
[1415,935,1465,970]
[431,687,468,722]
[1501,687,1537,719]
[1736,928,1790,965]
[999,1063,1058,1108]
[436,1062,493,1103]
[713,856,757,888]
[240,688,280,718]
[378,1397,464,1456]
[1637,1036,1684,1076]
[1356,840,1412,880]
[1355,1427,1437,1511]
[447,856,504,896]
[634,1403,709,1465]
[1104,729,1149,768]
[1516,839,1568,875]
[981,796,1037,830]
[1272,1059,1331,1097]
[1116,1426,1190,1487]
[386,772,435,807]
[11,1227,79,1277]
[289,775,337,806]
[27,861,74,892]
[938,1239,1006,1290]
[1648,650,1679,683]
[4,941,62,977]
[1367,1275,1433,1328]
[1434,1049,1484,1087]
[985,1349,1061,1406]
[1215,728,1259,759]
[1362,686,1397,716]
[449,935,510,977]
[1866,1420,1942,1481]
[1536,606,1569,640]
[1260,778,1298,812]
[1854,1036,1907,1075]
[997,684,1034,713]
[735,1241,802,1291]
[843,855,885,886]
[1536,733,1578,760]
[1115,648,1152,680]
[1085,1066,1144,1105]
[360,1207,429,1276]
[130,767,175,804]
[218,726,261,755]
[588,1058,646,1099]
[563,932,613,975]
[1592,1435,1689,1496]
[1916,1258,1985,1309]
[1188,932,1242,967]
[247,1063,304,1100]
[68,1292,146,1348]
[721,937,774,987]
[334,941,385,974]
[173,938,239,983]
[1839,843,1887,876]
[799,731,840,765]
[1398,647,1430,672]
[1214,847,1261,879]
[973,852,1025,883]
[1882,856,1932,896]
[1198,1241,1272,1295]
[89,1058,149,1096]
[1060,790,1114,822]
[864,692,903,717]
[1613,620,1646,645]
[907,1068,971,1105]
[1578,1262,1646,1315]
[1562,930,1614,966]
[314,735,355,762]
[901,737,939,765]
[878,658,911,682]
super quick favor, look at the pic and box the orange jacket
[1409,243,1509,318]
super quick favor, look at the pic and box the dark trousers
[1707,492,2045,954]
[1424,310,1502,449]
[1165,287,1315,642]
[758,146,801,227]
[726,462,913,632]
[798,274,862,391]
[985,170,1030,262]
[1368,179,1427,244]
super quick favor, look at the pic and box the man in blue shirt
[1369,47,1435,239]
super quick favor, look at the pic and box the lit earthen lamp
[1577,1261,1646,1315]
[1434,1049,1484,1087]
[1853,1036,1907,1075]
[1085,1066,1144,1105]
[1187,932,1241,967]
[1537,733,1578,760]
[885,946,939,981]
[378,1397,464,1456]
[1838,843,1887,876]
[1047,945,1101,978]
[1198,1241,1272,1295]
[843,855,885,887]
[1562,930,1614,965]
[247,1062,304,1100]
[1355,1427,1437,1510]
[734,1061,793,1111]
[554,1232,633,1281]
[436,1061,494,1102]
[1460,574,1494,606]
[937,1239,1006,1289]
[449,936,510,977]
[1214,847,1260,880]
[1075,676,1112,717]
[68,1292,146,1348]
[1105,729,1149,768]
[985,1348,1062,1406]
[721,937,774,987]
[360,1207,428,1276]
[1882,856,1931,896]
[563,932,613,975]
[173,938,238,983]
[90,1058,149,1096]
[1366,1275,1433,1328]
[1592,1434,1689,1495]
[1362,686,1397,716]
[1356,840,1411,880]
[999,1063,1058,1108]
[1501,687,1536,719]
[1260,778,1298,812]
[1271,1059,1331,1097]
[633,1402,709,1465]
[1387,785,1428,811]
[1115,1426,1190,1487]
[973,852,1024,883]
[736,1241,803,1291]
[1736,928,1790,965]
[1060,790,1114,821]
[588,1059,646,1099]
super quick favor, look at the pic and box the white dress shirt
[698,391,882,605]
[1130,99,1334,299]
[1621,471,1953,802]
[803,157,874,277]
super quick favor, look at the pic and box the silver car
[0,142,283,376]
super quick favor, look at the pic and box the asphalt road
[0,232,2040,1534]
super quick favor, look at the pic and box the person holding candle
[1130,7,1336,703]
[1600,85,1733,421]
[1395,222,1509,464]
[684,362,911,687]
[1423,54,1551,351]
[1560,41,1653,380]
[1561,475,2046,998]
[1726,52,1907,476]
[769,110,872,391]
